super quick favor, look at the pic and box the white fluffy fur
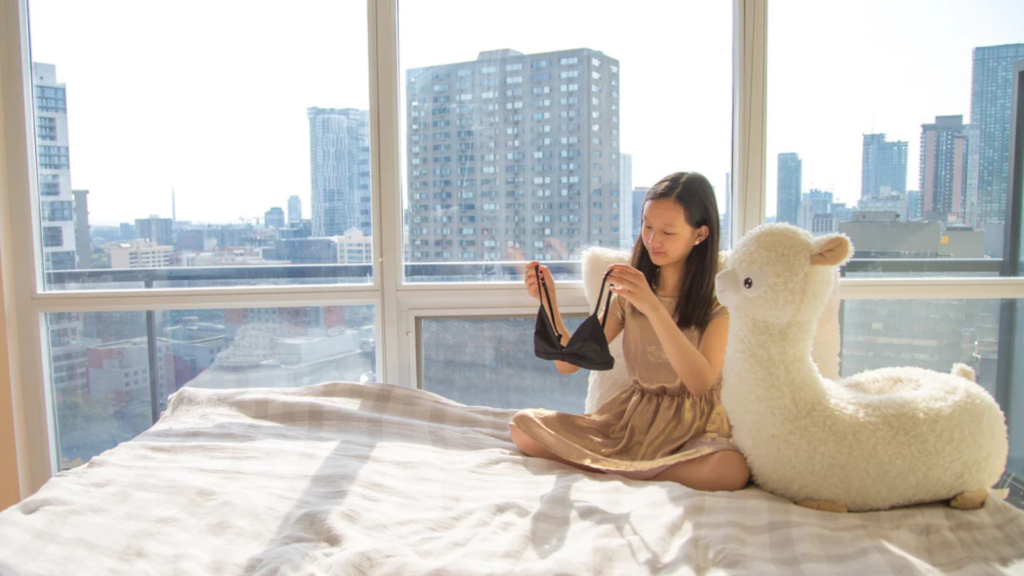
[579,246,842,413]
[716,223,1009,512]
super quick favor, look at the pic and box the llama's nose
[715,270,733,300]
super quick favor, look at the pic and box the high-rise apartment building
[797,189,834,233]
[119,223,136,240]
[73,189,90,269]
[265,207,285,229]
[33,63,76,271]
[861,134,908,198]
[618,153,632,250]
[33,63,86,397]
[135,215,173,246]
[776,153,801,225]
[288,195,302,224]
[919,115,969,223]
[907,190,923,221]
[970,43,1024,224]
[308,108,371,237]
[631,186,649,242]
[405,48,621,262]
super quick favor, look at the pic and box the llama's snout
[715,268,742,307]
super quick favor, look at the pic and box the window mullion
[26,290,382,314]
[368,0,404,386]
[732,0,768,238]
[1,0,59,498]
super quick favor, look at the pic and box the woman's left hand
[606,264,660,317]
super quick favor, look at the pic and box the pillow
[580,247,632,412]
[579,247,841,413]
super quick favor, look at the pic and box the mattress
[1,382,1022,575]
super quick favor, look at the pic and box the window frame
[1,0,1022,500]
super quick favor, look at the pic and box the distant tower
[172,187,176,222]
[72,189,90,269]
[308,108,371,237]
[619,154,633,250]
[720,172,732,248]
[919,115,969,223]
[970,43,1024,224]
[631,186,650,241]
[264,207,286,229]
[861,134,908,198]
[777,153,802,225]
[288,195,302,225]
[32,62,76,271]
[135,215,173,246]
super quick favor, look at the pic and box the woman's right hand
[525,261,557,305]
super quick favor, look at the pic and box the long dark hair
[629,172,721,334]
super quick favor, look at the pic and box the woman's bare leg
[652,450,750,492]
[509,424,599,472]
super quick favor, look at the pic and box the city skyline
[770,39,1021,259]
[26,0,735,227]
[765,0,1024,217]
[54,30,1024,269]
[22,0,1024,232]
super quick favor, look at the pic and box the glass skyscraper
[861,133,908,198]
[308,108,371,238]
[919,115,969,223]
[969,43,1024,224]
[776,152,802,225]
[33,62,77,271]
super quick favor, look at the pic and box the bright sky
[767,0,1024,215]
[25,1,1024,227]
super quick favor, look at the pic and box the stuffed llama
[716,223,1008,513]
[580,247,843,413]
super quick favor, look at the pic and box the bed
[1,381,1023,575]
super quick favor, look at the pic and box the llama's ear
[810,234,852,266]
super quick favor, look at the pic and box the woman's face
[642,198,707,267]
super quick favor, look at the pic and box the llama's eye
[743,278,754,289]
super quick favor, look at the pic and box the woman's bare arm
[647,310,728,396]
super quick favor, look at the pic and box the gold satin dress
[510,293,737,480]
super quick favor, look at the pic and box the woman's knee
[509,424,541,456]
[657,450,750,492]
[708,450,751,491]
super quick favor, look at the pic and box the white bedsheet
[1,382,1022,575]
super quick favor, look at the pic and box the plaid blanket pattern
[1,381,1022,575]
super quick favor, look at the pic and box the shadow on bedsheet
[231,379,687,574]
[528,467,1024,574]
[236,385,424,575]
[527,467,695,572]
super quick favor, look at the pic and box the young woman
[509,172,750,492]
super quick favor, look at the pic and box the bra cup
[532,264,615,370]
[573,315,609,354]
[534,306,563,357]
[533,303,615,370]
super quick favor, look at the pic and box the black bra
[533,264,615,371]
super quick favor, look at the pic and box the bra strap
[601,289,614,327]
[595,270,615,327]
[536,264,562,341]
